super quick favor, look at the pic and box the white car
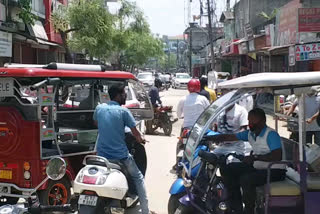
[173,73,191,89]
[137,72,154,90]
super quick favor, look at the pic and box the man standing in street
[200,76,217,103]
[205,108,286,214]
[93,84,154,214]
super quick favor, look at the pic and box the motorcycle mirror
[46,157,67,181]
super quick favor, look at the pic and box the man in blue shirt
[205,108,286,214]
[93,84,152,214]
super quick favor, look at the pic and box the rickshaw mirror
[46,157,67,181]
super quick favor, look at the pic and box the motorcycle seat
[86,159,121,171]
[198,150,219,164]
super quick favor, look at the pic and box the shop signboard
[277,0,302,46]
[0,31,12,57]
[298,8,320,32]
[289,46,296,66]
[295,43,320,61]
[239,42,248,55]
[248,40,255,52]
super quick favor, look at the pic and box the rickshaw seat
[286,168,320,190]
[267,178,301,196]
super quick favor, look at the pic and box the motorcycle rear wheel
[162,115,173,136]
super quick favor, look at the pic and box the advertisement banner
[298,8,320,32]
[0,31,12,57]
[295,43,320,61]
[277,0,302,46]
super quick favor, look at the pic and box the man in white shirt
[287,90,320,144]
[177,79,210,128]
[173,79,209,171]
[213,103,252,156]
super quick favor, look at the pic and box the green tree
[258,8,278,21]
[51,0,114,63]
[17,0,37,25]
[112,0,164,70]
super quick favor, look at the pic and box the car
[137,72,154,90]
[173,73,191,89]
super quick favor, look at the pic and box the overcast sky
[109,0,238,36]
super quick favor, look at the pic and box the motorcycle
[175,151,244,214]
[0,157,74,214]
[145,106,177,136]
[168,130,219,214]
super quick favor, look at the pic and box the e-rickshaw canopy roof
[218,72,320,89]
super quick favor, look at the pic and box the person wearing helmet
[200,75,217,103]
[177,79,210,129]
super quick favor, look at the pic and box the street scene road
[127,88,188,214]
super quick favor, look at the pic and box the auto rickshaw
[0,63,153,205]
[176,72,320,214]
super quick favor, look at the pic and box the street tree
[112,0,164,70]
[51,0,114,63]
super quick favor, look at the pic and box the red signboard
[278,0,302,45]
[298,8,320,32]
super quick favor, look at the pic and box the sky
[109,0,238,36]
[134,0,239,36]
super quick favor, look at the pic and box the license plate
[78,195,98,206]
[0,79,14,97]
[0,170,12,179]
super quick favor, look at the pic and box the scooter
[73,155,141,214]
[168,130,219,214]
[0,157,74,214]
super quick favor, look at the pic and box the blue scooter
[168,130,219,214]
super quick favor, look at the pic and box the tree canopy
[51,0,164,68]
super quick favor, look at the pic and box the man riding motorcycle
[173,79,210,170]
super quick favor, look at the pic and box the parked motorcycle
[175,151,244,214]
[0,157,74,214]
[145,106,177,136]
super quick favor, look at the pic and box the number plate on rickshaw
[0,79,14,97]
[0,170,12,179]
[78,195,98,206]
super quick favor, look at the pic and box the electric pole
[189,27,193,76]
[207,0,215,71]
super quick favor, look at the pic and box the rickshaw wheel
[38,177,71,205]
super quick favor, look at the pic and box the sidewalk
[266,115,291,139]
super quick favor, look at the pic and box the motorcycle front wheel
[168,193,185,214]
[174,204,194,214]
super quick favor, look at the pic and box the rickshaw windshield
[184,89,254,165]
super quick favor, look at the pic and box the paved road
[126,88,188,214]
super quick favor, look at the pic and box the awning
[268,44,292,55]
[27,21,59,47]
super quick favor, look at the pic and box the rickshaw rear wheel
[37,177,71,205]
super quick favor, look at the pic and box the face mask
[249,124,257,132]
